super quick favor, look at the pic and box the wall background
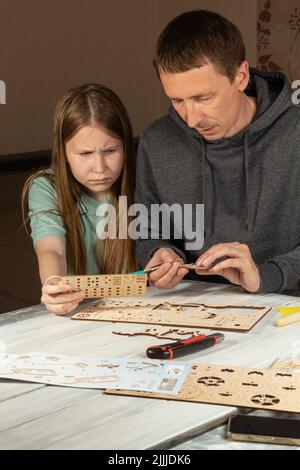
[0,0,257,156]
[257,0,300,81]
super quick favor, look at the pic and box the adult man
[135,10,300,294]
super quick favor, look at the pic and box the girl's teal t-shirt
[28,176,110,274]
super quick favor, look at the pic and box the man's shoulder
[141,114,183,142]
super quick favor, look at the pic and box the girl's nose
[93,154,106,173]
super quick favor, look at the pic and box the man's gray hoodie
[135,68,300,294]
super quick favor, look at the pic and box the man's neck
[225,94,257,139]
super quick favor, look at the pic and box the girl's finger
[42,291,85,305]
[43,283,78,295]
[46,301,80,316]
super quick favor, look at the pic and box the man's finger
[210,258,243,273]
[198,246,244,267]
[154,262,182,288]
[149,263,172,283]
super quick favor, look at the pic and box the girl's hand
[41,276,85,315]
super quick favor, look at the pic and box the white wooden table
[0,280,300,450]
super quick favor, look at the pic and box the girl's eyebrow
[101,143,121,149]
[75,143,121,152]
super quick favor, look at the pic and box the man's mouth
[198,126,216,133]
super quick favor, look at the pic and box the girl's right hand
[41,276,86,315]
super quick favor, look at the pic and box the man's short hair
[154,10,246,82]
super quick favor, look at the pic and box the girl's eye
[104,148,117,155]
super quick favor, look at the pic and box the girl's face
[65,125,124,200]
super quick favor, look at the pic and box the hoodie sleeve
[134,135,187,267]
[258,248,300,294]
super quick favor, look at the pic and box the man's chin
[197,130,223,141]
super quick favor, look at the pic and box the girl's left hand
[41,276,85,315]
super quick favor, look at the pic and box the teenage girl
[22,84,136,315]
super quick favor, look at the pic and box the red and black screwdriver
[146,333,225,359]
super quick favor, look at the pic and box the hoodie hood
[169,68,292,140]
[168,68,293,234]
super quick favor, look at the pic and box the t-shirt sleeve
[28,176,66,246]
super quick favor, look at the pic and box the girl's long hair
[22,84,137,274]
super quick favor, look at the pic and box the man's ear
[236,61,250,92]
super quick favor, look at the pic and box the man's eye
[196,96,211,102]
[80,152,92,156]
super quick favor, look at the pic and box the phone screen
[227,414,300,446]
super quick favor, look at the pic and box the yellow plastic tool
[277,306,300,317]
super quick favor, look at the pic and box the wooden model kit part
[112,326,205,340]
[59,274,147,298]
[72,299,272,332]
[181,263,213,270]
[105,362,300,413]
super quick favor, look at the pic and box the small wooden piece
[182,263,213,271]
[106,362,300,413]
[60,274,147,298]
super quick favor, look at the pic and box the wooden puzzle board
[60,274,147,298]
[72,299,271,332]
[105,363,300,413]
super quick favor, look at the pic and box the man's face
[159,62,248,141]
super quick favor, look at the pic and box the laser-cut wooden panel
[112,326,205,341]
[72,300,271,332]
[106,363,300,413]
[61,274,147,298]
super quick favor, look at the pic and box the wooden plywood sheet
[106,363,300,413]
[72,299,271,332]
[60,274,147,298]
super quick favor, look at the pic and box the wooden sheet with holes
[60,274,147,298]
[71,299,271,332]
[105,363,300,413]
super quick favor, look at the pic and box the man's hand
[195,242,260,293]
[41,276,85,315]
[146,248,189,290]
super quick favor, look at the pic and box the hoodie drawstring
[200,131,251,237]
[200,138,207,238]
[244,131,251,232]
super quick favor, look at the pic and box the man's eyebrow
[170,93,212,100]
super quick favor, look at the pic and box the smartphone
[227,414,300,446]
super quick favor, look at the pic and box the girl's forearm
[37,251,68,284]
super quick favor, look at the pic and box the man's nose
[185,103,204,129]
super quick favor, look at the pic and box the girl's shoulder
[28,169,58,205]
